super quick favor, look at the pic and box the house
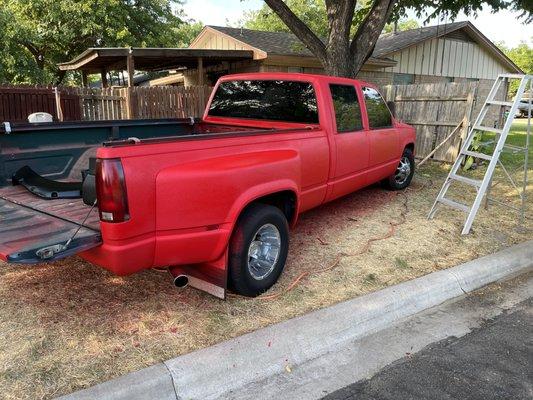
[184,21,521,90]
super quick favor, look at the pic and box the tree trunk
[324,47,355,77]
[264,0,397,79]
[324,0,355,77]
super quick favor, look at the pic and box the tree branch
[264,0,327,62]
[325,0,356,46]
[349,0,397,72]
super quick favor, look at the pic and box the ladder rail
[461,77,529,234]
[427,76,505,219]
[428,74,532,235]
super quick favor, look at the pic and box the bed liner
[0,185,99,231]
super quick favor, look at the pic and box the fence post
[54,87,64,121]
[125,87,133,119]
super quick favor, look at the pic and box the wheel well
[405,143,415,152]
[246,190,297,225]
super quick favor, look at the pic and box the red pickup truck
[0,73,415,298]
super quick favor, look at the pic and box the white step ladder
[428,74,532,235]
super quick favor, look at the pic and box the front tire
[228,203,289,297]
[384,148,415,190]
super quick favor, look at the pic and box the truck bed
[0,185,99,230]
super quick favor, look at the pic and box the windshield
[208,80,319,124]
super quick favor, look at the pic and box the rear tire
[228,203,289,297]
[384,148,415,190]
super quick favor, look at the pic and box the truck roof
[217,72,377,90]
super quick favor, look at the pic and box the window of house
[393,73,415,85]
[330,84,363,132]
[362,87,392,129]
[209,80,319,124]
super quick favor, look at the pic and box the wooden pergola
[58,47,254,87]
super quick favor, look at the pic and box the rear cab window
[362,87,393,129]
[329,84,363,133]
[208,80,319,124]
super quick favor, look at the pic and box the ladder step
[449,174,482,187]
[486,100,513,107]
[503,144,527,152]
[462,150,492,161]
[478,140,496,147]
[473,125,503,134]
[438,197,471,213]
[498,74,527,79]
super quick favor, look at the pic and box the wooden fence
[384,81,479,162]
[0,85,213,122]
[131,86,213,119]
[0,85,81,122]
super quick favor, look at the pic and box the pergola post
[127,52,135,87]
[126,50,135,119]
[197,57,204,86]
[81,71,88,88]
[100,68,108,88]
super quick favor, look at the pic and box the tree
[259,0,532,77]
[496,40,533,95]
[382,18,419,33]
[0,0,190,85]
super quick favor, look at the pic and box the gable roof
[373,21,468,56]
[205,21,521,73]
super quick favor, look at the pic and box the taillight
[95,158,130,223]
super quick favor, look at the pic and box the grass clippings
[0,121,531,400]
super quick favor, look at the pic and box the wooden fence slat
[384,81,479,162]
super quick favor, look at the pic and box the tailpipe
[173,274,189,288]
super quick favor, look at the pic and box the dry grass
[1,124,531,399]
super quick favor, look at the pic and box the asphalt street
[323,297,532,400]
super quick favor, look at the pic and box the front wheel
[228,203,289,297]
[384,148,415,190]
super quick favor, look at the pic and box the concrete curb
[59,240,533,400]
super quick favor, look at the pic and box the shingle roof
[207,21,522,73]
[209,22,469,58]
[373,21,468,56]
[209,25,315,56]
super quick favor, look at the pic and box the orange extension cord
[253,191,410,301]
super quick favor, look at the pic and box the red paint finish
[84,73,415,276]
[3,73,415,295]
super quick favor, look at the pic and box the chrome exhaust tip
[173,274,189,288]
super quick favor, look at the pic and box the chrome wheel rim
[247,223,281,280]
[395,156,411,185]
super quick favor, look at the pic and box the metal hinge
[36,244,64,260]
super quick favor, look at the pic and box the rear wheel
[384,148,415,190]
[228,203,289,297]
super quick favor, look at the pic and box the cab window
[362,87,392,129]
[330,84,363,133]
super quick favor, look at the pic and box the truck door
[328,83,369,200]
[362,86,399,180]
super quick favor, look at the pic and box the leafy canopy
[0,0,199,84]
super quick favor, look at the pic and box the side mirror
[386,101,396,118]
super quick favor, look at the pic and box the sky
[182,0,532,47]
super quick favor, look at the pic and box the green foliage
[383,18,419,34]
[496,40,533,96]
[0,0,193,85]
[244,1,531,37]
[242,0,329,37]
[175,20,204,47]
